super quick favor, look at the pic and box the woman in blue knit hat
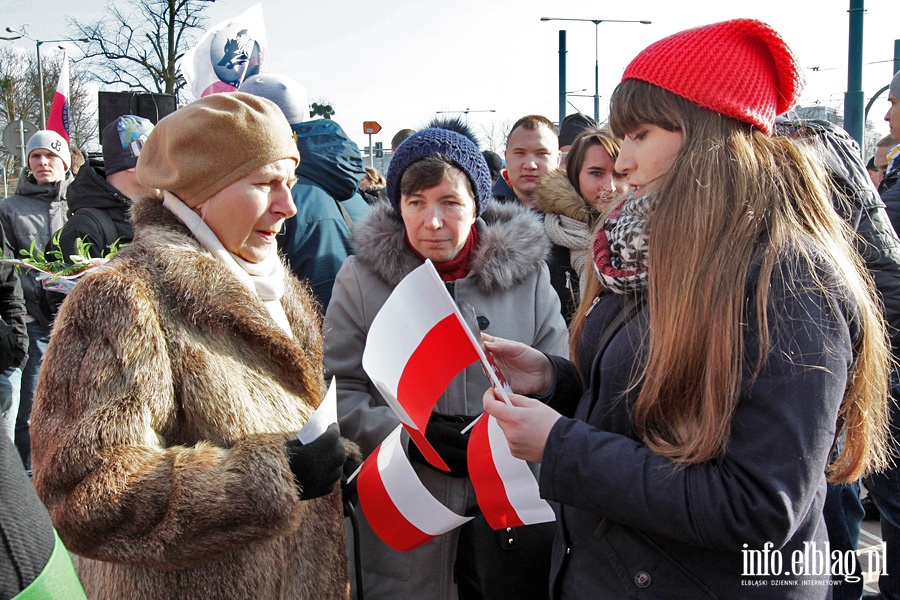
[323,122,568,599]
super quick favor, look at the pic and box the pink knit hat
[622,19,803,135]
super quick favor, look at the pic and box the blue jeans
[864,369,900,600]
[824,480,864,599]
[0,366,21,443]
[16,322,48,469]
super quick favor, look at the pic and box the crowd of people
[1,16,899,600]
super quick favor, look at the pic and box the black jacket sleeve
[0,223,28,371]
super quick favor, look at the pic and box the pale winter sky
[1,0,898,153]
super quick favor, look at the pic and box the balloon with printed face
[209,24,262,87]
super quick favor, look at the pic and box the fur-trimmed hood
[531,168,598,225]
[351,199,551,293]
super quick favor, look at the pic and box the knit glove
[285,422,346,500]
[407,412,476,478]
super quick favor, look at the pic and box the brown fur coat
[30,196,351,599]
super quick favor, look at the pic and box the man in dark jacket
[42,116,158,323]
[0,223,28,445]
[54,115,156,261]
[778,117,900,599]
[239,74,370,311]
[0,130,71,469]
[862,69,900,600]
[492,114,560,206]
[880,71,900,236]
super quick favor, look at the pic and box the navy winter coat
[540,258,857,599]
[278,119,370,310]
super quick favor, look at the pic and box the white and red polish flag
[362,260,482,472]
[468,414,556,529]
[46,49,70,144]
[357,425,473,551]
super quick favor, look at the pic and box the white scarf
[163,191,293,337]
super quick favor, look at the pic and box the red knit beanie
[622,19,802,135]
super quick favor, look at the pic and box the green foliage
[17,229,123,278]
[310,102,335,119]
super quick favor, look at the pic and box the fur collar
[124,196,323,405]
[531,169,597,225]
[351,200,550,293]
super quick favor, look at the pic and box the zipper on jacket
[565,271,577,307]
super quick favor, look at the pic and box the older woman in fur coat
[29,93,355,599]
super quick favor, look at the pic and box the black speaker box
[97,91,177,133]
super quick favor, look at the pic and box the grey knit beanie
[239,73,309,125]
[386,127,492,216]
[891,71,900,99]
[25,130,71,171]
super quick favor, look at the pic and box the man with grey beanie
[0,129,71,469]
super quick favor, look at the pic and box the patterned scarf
[592,191,653,295]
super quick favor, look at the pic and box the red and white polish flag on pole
[362,260,482,472]
[356,259,550,546]
[179,3,268,99]
[46,48,70,144]
[357,425,472,551]
[468,414,556,529]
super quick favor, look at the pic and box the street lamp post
[541,17,651,122]
[435,108,497,120]
[5,27,89,129]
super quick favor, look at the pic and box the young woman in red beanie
[483,19,891,598]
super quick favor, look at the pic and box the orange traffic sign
[363,121,382,135]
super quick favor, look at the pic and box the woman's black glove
[285,422,346,500]
[407,412,476,478]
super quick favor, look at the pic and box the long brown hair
[607,79,890,482]
[565,128,622,198]
[566,129,624,373]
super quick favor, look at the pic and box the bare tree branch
[0,47,95,168]
[67,0,213,100]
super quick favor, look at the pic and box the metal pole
[368,133,373,168]
[843,0,865,149]
[558,30,566,127]
[894,39,900,78]
[36,40,46,129]
[16,120,26,167]
[593,22,600,122]
[865,40,900,124]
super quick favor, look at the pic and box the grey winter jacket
[0,172,70,327]
[323,200,568,600]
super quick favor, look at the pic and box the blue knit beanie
[387,127,492,216]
